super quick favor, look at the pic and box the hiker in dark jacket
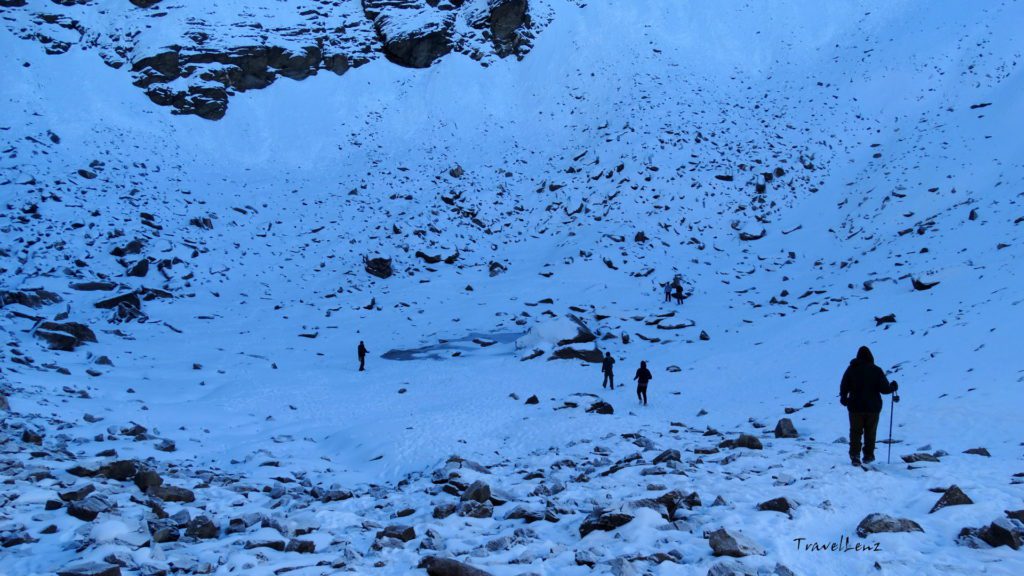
[601,352,616,389]
[634,361,653,405]
[358,341,368,372]
[840,346,897,465]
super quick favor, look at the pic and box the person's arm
[839,367,850,405]
[878,369,896,395]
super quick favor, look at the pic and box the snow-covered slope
[2,1,1023,575]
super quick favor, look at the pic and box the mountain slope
[1,1,1023,575]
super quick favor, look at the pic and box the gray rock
[378,524,416,542]
[148,518,179,543]
[364,257,393,279]
[855,513,924,538]
[458,500,493,518]
[720,434,763,450]
[57,562,121,576]
[773,418,798,438]
[67,495,110,522]
[461,480,492,503]
[930,485,972,514]
[652,448,681,465]
[757,497,798,517]
[488,0,529,56]
[706,560,756,576]
[579,509,633,538]
[423,557,493,576]
[185,515,218,539]
[708,528,764,557]
[147,485,195,503]
[1,289,61,309]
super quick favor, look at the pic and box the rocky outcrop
[487,0,529,56]
[3,0,538,119]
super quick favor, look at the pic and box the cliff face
[2,0,536,119]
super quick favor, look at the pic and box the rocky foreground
[2,382,1022,576]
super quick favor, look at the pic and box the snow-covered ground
[2,1,1023,575]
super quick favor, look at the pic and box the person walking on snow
[663,282,673,303]
[601,352,616,389]
[634,361,653,405]
[839,346,898,466]
[358,341,368,372]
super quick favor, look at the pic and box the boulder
[708,528,764,557]
[0,289,61,309]
[126,259,150,277]
[364,257,393,279]
[773,418,798,438]
[652,448,681,465]
[147,485,195,503]
[461,480,491,503]
[148,518,180,543]
[94,292,141,310]
[586,401,614,415]
[423,557,493,576]
[378,525,416,542]
[579,509,633,538]
[375,10,454,68]
[720,434,763,450]
[57,563,122,576]
[757,497,798,517]
[488,0,528,56]
[707,561,757,576]
[35,321,97,351]
[134,469,163,492]
[185,515,219,539]
[959,518,1024,550]
[550,346,604,363]
[67,495,110,522]
[458,500,493,518]
[930,485,972,513]
[855,513,924,538]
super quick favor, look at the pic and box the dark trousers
[664,292,671,302]
[359,356,365,371]
[637,384,648,405]
[849,411,880,461]
[603,372,614,389]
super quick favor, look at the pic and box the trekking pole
[887,381,899,464]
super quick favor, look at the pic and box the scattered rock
[586,401,614,415]
[856,513,924,538]
[364,257,393,279]
[773,418,798,438]
[708,528,764,557]
[579,509,633,538]
[720,434,762,450]
[757,497,798,517]
[423,557,494,576]
[930,485,973,514]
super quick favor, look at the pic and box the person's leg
[609,374,615,389]
[849,412,864,463]
[863,412,880,462]
[637,386,643,402]
[642,387,648,405]
[602,373,609,388]
[359,357,365,371]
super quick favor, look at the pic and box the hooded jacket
[840,347,894,413]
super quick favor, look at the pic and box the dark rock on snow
[856,513,924,538]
